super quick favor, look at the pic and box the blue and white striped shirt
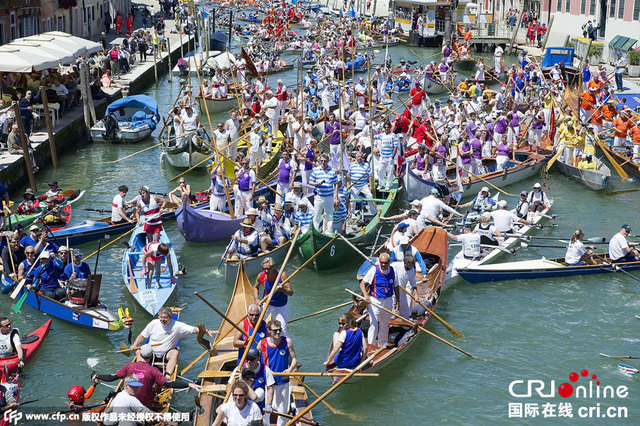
[332,202,348,223]
[310,166,338,198]
[374,132,399,160]
[294,208,314,231]
[348,162,371,189]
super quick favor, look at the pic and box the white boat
[160,132,213,169]
[90,95,159,143]
[172,50,222,76]
[446,201,553,282]
[195,95,238,114]
[224,240,293,286]
[554,156,610,190]
[422,75,448,95]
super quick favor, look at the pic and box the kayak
[9,190,85,230]
[0,319,52,375]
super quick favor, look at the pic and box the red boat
[0,320,52,375]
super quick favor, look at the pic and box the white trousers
[234,190,252,216]
[209,195,226,212]
[368,296,393,346]
[614,136,627,147]
[496,154,509,171]
[313,196,334,232]
[272,383,291,426]
[276,182,289,204]
[396,285,414,319]
[379,157,395,189]
[350,185,375,214]
[431,164,447,181]
[471,157,484,174]
[266,303,289,337]
[329,143,342,170]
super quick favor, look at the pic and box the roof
[106,95,159,119]
[609,35,638,51]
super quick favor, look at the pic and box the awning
[6,42,74,65]
[609,35,638,52]
[0,46,61,71]
[43,31,103,55]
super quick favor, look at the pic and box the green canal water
[5,45,640,424]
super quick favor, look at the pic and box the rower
[17,188,37,216]
[41,196,68,226]
[0,317,24,369]
[391,254,419,319]
[474,213,501,246]
[347,151,375,216]
[128,307,215,379]
[447,225,482,261]
[459,187,495,212]
[234,304,268,365]
[324,313,367,370]
[276,150,297,205]
[93,344,198,409]
[293,200,314,234]
[208,167,231,213]
[168,178,192,206]
[389,235,428,277]
[44,180,62,199]
[135,187,166,243]
[526,183,550,213]
[577,153,597,170]
[29,251,66,301]
[62,250,91,281]
[234,158,257,217]
[609,224,640,263]
[418,188,463,230]
[374,121,399,191]
[253,257,293,337]
[228,347,275,415]
[112,185,134,224]
[229,219,260,260]
[513,191,530,219]
[309,153,339,234]
[101,375,153,421]
[212,381,263,426]
[565,229,596,266]
[490,200,531,234]
[3,236,24,284]
[359,252,399,348]
[258,319,297,425]
[142,242,175,289]
[66,384,97,414]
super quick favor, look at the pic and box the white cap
[40,251,51,259]
[59,245,69,252]
[399,236,410,245]
[533,182,542,188]
[140,344,153,358]
[480,186,489,193]
[410,199,421,206]
[498,200,508,208]
[29,225,39,231]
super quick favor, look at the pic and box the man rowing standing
[253,257,293,337]
[142,242,175,289]
[129,307,215,378]
[233,304,268,365]
[609,224,640,263]
[359,252,399,348]
[135,187,166,243]
[258,319,298,426]
[448,225,482,261]
[418,188,462,229]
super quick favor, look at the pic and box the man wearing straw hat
[229,219,260,260]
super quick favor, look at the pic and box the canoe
[446,201,553,281]
[160,135,214,169]
[224,239,293,285]
[596,137,640,179]
[195,263,313,425]
[329,227,447,376]
[405,154,546,201]
[10,190,85,229]
[554,156,610,190]
[296,179,399,271]
[122,226,179,315]
[196,96,238,115]
[457,253,638,284]
[102,308,182,417]
[0,319,52,376]
[12,276,124,331]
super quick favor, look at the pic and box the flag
[456,144,464,192]
[240,47,261,77]
[549,107,556,147]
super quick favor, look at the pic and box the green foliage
[628,50,640,66]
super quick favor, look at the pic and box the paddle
[506,234,606,243]
[117,342,163,356]
[595,137,629,180]
[288,301,353,324]
[270,410,319,426]
[82,226,137,262]
[284,347,385,426]
[13,257,48,314]
[605,188,640,196]
[545,144,565,172]
[194,292,250,339]
[126,248,138,295]
[592,253,640,284]
[481,244,515,256]
[346,289,475,359]
[198,370,378,378]
[598,353,640,360]
[397,285,464,338]
[10,244,48,300]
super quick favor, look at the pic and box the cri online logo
[509,369,629,399]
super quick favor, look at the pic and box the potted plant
[628,51,640,77]
[588,46,603,64]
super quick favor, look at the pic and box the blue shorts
[565,260,585,266]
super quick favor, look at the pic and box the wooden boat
[160,133,214,169]
[328,227,447,376]
[122,226,179,315]
[457,253,638,284]
[195,263,313,425]
[0,319,51,375]
[90,95,159,143]
[405,153,546,201]
[101,308,182,421]
[297,180,399,271]
[596,137,640,179]
[554,156,610,190]
[196,95,238,115]
[447,201,553,281]
[11,190,85,229]
[177,202,244,243]
[422,75,449,95]
[10,275,124,331]
[171,51,223,76]
[255,64,295,74]
[224,239,293,285]
[456,58,475,71]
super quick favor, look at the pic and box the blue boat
[456,254,640,284]
[8,276,124,331]
[122,226,179,315]
[90,95,160,143]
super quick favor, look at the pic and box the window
[610,0,617,17]
[590,0,596,15]
[10,12,15,40]
[0,23,4,46]
[581,0,587,14]
[634,0,640,19]
[618,0,626,18]
[565,0,571,12]
[557,0,562,12]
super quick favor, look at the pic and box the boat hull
[196,96,237,114]
[554,157,610,190]
[176,202,244,243]
[160,148,212,169]
[224,240,292,285]
[0,320,51,375]
[90,120,153,143]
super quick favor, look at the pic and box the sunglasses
[248,313,260,317]
[1,323,10,327]
[379,261,390,265]
[270,328,282,333]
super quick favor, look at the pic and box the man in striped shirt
[373,121,398,190]
[293,201,314,234]
[309,153,339,234]
[331,183,350,235]
[347,151,375,215]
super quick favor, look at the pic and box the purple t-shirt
[470,138,483,159]
[495,118,508,134]
[325,121,341,145]
[497,142,510,157]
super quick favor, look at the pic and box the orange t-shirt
[464,31,472,42]
[580,92,596,110]
[588,80,603,94]
[602,104,616,122]
[590,109,603,125]
[629,126,640,144]
[613,116,633,138]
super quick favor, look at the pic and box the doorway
[599,0,606,38]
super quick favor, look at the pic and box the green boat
[9,190,85,229]
[297,179,399,271]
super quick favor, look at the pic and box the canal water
[6,44,640,424]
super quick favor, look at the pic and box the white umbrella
[7,42,73,66]
[0,46,58,72]
[43,31,102,55]
[18,35,85,57]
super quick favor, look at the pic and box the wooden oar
[10,243,48,300]
[117,342,162,356]
[599,353,640,360]
[82,227,136,262]
[288,301,353,324]
[194,292,250,339]
[596,137,629,180]
[605,188,640,196]
[271,410,319,426]
[99,142,163,164]
[198,370,378,378]
[126,249,138,295]
[592,253,640,284]
[284,347,384,425]
[337,234,465,338]
[345,288,475,359]
[59,189,77,198]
